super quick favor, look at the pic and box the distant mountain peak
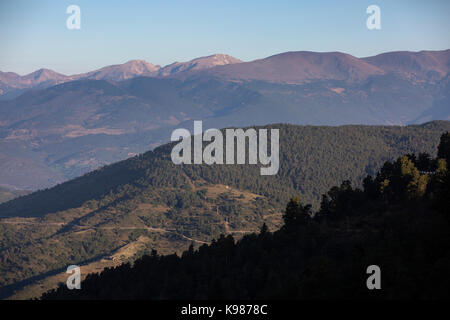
[29,68,49,77]
[193,53,242,64]
[77,59,160,81]
[123,59,161,69]
[25,68,67,81]
[158,54,242,76]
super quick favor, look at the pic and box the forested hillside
[0,121,449,298]
[42,132,450,299]
[2,121,449,217]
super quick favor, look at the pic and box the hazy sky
[1,0,449,75]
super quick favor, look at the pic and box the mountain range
[0,54,241,99]
[2,50,448,98]
[0,50,449,190]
